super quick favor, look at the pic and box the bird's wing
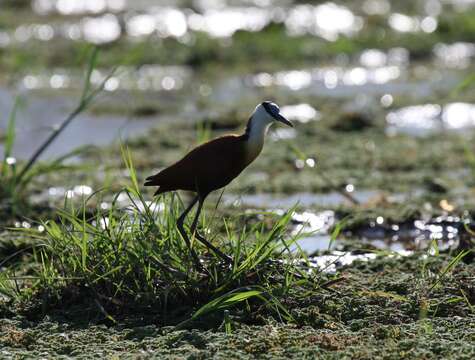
[144,135,246,193]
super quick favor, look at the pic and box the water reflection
[0,0,469,58]
[254,62,403,92]
[359,48,409,67]
[82,14,121,44]
[280,104,320,123]
[434,42,475,69]
[0,88,158,160]
[270,127,297,141]
[224,190,387,208]
[32,0,126,15]
[39,184,93,201]
[290,210,335,253]
[8,2,363,46]
[126,8,187,38]
[348,215,467,252]
[286,3,363,41]
[388,13,438,33]
[309,251,378,273]
[386,102,475,136]
[189,7,270,38]
[21,65,190,92]
[250,48,409,93]
[289,249,415,273]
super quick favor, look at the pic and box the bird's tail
[144,175,169,196]
[144,175,157,187]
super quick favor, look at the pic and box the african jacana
[144,101,293,263]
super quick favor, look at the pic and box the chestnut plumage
[144,101,292,264]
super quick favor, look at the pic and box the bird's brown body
[145,134,253,197]
[144,101,292,265]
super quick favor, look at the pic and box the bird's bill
[274,113,293,127]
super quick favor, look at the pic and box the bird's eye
[261,101,279,117]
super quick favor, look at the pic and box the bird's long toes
[221,253,234,265]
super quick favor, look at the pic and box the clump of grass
[1,148,320,326]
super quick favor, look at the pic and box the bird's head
[252,101,293,128]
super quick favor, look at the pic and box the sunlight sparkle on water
[360,49,387,67]
[82,14,121,44]
[21,65,190,92]
[126,14,156,37]
[50,74,69,89]
[126,8,187,38]
[434,42,475,68]
[388,13,419,33]
[310,252,378,273]
[33,0,126,15]
[73,185,93,196]
[294,159,305,169]
[387,102,475,136]
[258,60,402,92]
[104,77,120,91]
[271,128,297,141]
[443,103,475,129]
[275,70,312,90]
[380,94,393,107]
[286,3,363,41]
[292,210,335,236]
[280,104,320,123]
[389,13,438,33]
[305,158,316,168]
[386,104,442,136]
[6,157,16,165]
[188,7,270,38]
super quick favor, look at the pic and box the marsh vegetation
[0,0,474,358]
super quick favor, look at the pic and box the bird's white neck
[243,116,271,163]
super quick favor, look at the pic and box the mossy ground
[1,255,474,358]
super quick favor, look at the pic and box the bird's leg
[190,197,233,264]
[176,195,201,268]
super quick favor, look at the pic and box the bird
[144,101,293,264]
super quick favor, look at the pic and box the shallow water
[223,188,423,208]
[223,189,472,254]
[2,2,364,44]
[386,102,475,136]
[294,214,471,255]
[5,0,469,46]
[0,88,157,160]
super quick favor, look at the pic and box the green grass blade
[1,97,20,176]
